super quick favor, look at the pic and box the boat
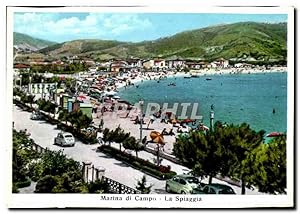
[191,75,200,78]
[206,78,212,81]
[266,132,285,137]
[184,76,191,79]
[168,82,176,86]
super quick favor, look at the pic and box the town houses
[14,54,233,74]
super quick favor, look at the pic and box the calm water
[118,72,287,135]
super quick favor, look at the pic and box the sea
[118,72,287,136]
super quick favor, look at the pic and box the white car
[54,132,75,147]
[30,111,43,120]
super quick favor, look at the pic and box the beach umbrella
[77,95,86,100]
[181,118,195,124]
[150,131,165,145]
[171,118,178,124]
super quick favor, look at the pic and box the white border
[5,5,294,208]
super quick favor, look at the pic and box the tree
[27,94,35,108]
[37,99,56,117]
[112,126,130,151]
[123,136,143,157]
[20,94,35,108]
[173,126,222,184]
[35,175,58,193]
[12,130,38,191]
[58,108,69,125]
[102,128,111,145]
[244,136,286,194]
[135,175,152,194]
[173,121,267,194]
[87,179,109,193]
[217,123,265,194]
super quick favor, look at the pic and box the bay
[118,72,287,135]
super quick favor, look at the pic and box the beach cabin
[73,102,93,118]
[67,98,75,113]
[60,94,71,110]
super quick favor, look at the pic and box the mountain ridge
[14,21,287,61]
[14,32,57,51]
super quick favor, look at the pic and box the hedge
[15,178,31,189]
[97,145,176,180]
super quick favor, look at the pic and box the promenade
[13,104,265,195]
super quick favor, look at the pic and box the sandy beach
[90,66,287,156]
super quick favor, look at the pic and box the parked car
[30,111,43,120]
[165,174,204,194]
[54,132,75,147]
[192,183,236,194]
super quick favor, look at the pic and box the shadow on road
[98,154,113,159]
[152,188,167,194]
[114,162,130,168]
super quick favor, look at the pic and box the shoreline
[92,67,287,155]
[114,66,287,91]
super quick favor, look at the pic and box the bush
[97,145,176,180]
[15,178,31,189]
[35,175,58,193]
[12,183,19,193]
[88,179,109,193]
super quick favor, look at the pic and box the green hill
[39,22,287,61]
[14,32,56,51]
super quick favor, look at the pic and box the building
[211,58,229,68]
[13,63,30,73]
[153,59,166,70]
[165,57,186,69]
[142,59,155,70]
[185,60,206,70]
[110,61,128,72]
[126,58,142,68]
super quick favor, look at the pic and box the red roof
[14,64,30,69]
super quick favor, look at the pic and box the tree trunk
[241,179,246,195]
[119,143,121,151]
[208,175,213,184]
[136,151,138,158]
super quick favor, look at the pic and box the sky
[13,12,287,43]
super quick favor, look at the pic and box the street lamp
[139,99,144,143]
[19,74,22,90]
[41,78,44,99]
[210,104,214,131]
[28,76,32,94]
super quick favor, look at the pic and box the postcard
[6,4,294,208]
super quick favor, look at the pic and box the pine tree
[135,175,152,194]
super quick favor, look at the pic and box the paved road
[13,104,265,195]
[13,104,167,194]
